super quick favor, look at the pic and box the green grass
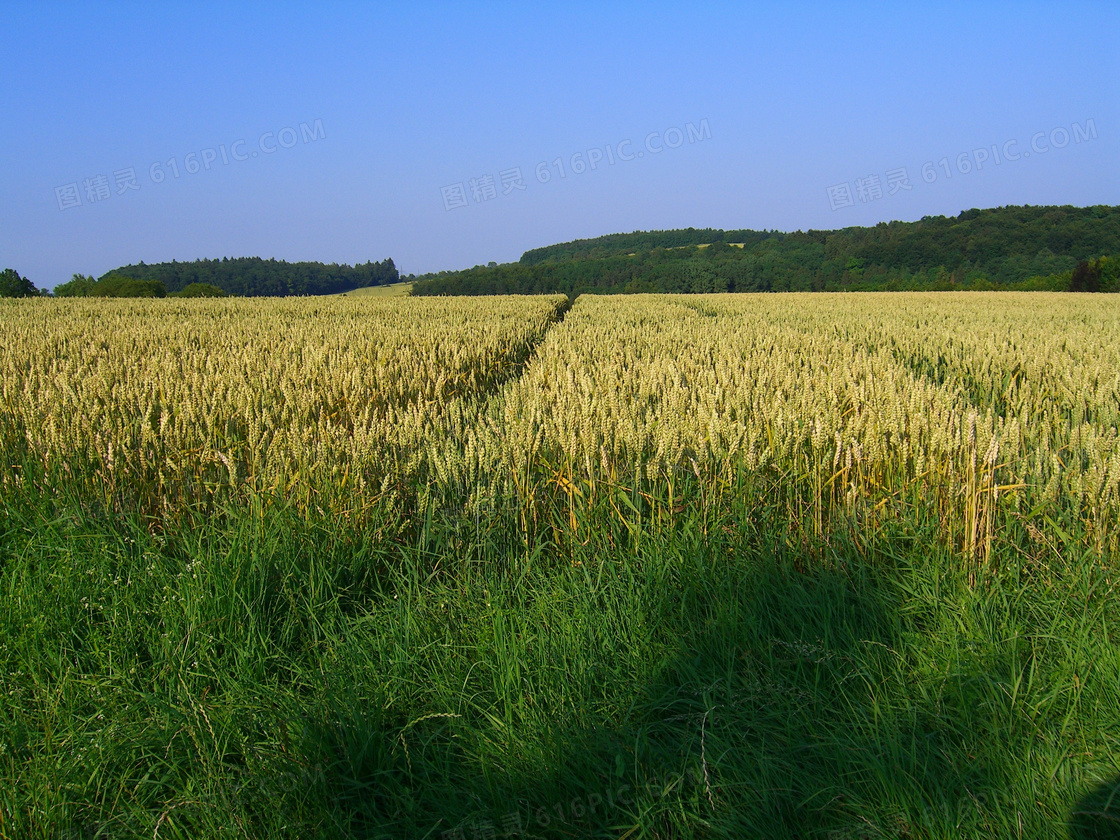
[2,474,1119,839]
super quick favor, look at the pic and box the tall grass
[2,476,1118,838]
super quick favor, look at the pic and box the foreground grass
[2,485,1119,840]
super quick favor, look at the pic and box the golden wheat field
[1,292,1118,554]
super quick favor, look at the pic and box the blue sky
[2,1,1117,289]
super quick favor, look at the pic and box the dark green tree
[52,273,97,297]
[90,275,166,298]
[0,268,39,298]
[1095,256,1119,292]
[1069,260,1100,292]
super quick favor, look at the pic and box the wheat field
[2,292,1117,554]
[2,292,1119,839]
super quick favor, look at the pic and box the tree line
[100,256,399,297]
[51,275,228,298]
[5,205,1118,299]
[411,205,1120,296]
[0,257,400,299]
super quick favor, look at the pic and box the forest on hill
[411,205,1120,296]
[98,256,399,297]
[8,205,1116,300]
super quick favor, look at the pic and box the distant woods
[7,204,1119,300]
[411,205,1120,296]
[50,257,399,298]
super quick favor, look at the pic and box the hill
[411,205,1120,295]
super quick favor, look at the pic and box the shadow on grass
[1070,776,1120,840]
[276,534,1024,839]
[506,554,996,838]
[7,488,1115,839]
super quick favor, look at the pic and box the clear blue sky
[2,1,1117,289]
